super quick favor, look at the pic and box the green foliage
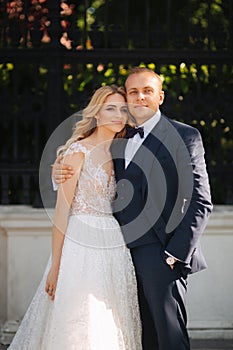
[0,0,232,204]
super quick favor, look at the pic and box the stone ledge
[1,205,233,236]
[189,329,233,340]
[0,205,53,236]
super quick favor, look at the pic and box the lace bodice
[63,142,116,217]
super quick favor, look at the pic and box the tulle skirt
[8,214,142,350]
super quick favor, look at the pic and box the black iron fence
[0,0,233,206]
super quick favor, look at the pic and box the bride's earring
[95,116,99,126]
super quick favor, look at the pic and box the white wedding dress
[8,142,142,350]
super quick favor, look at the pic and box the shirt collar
[138,109,161,136]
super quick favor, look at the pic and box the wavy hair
[57,85,130,156]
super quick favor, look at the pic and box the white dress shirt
[125,110,161,168]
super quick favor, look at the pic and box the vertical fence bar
[145,0,150,48]
[84,0,89,49]
[2,0,8,48]
[124,0,129,48]
[207,0,211,51]
[166,0,171,48]
[46,0,64,137]
[33,62,40,164]
[47,0,62,49]
[23,0,29,48]
[12,63,19,162]
[186,0,191,49]
[229,0,233,50]
[1,174,10,204]
[104,0,109,48]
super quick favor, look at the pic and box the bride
[8,85,142,349]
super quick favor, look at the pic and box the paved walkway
[1,339,233,349]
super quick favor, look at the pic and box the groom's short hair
[126,66,163,87]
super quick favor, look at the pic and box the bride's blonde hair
[57,85,130,156]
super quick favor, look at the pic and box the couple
[9,67,212,350]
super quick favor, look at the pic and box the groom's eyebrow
[127,88,137,91]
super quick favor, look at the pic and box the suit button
[120,196,124,200]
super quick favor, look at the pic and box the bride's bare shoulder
[78,137,96,151]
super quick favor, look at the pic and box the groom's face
[125,72,164,125]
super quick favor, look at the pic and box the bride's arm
[46,152,84,300]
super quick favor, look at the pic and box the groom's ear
[159,91,165,105]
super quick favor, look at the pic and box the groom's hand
[52,155,74,184]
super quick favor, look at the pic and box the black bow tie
[126,125,144,139]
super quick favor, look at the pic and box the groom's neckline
[134,109,161,136]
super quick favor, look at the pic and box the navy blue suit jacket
[111,114,213,274]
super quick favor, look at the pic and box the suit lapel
[111,138,128,174]
[112,115,168,177]
[129,115,168,172]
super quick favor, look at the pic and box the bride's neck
[86,129,114,149]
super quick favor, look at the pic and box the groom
[53,67,213,350]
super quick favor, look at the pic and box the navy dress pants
[130,243,190,350]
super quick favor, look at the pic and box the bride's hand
[45,267,59,300]
[52,155,74,184]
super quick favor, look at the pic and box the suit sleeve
[165,127,213,264]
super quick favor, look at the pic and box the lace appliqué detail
[64,142,116,217]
